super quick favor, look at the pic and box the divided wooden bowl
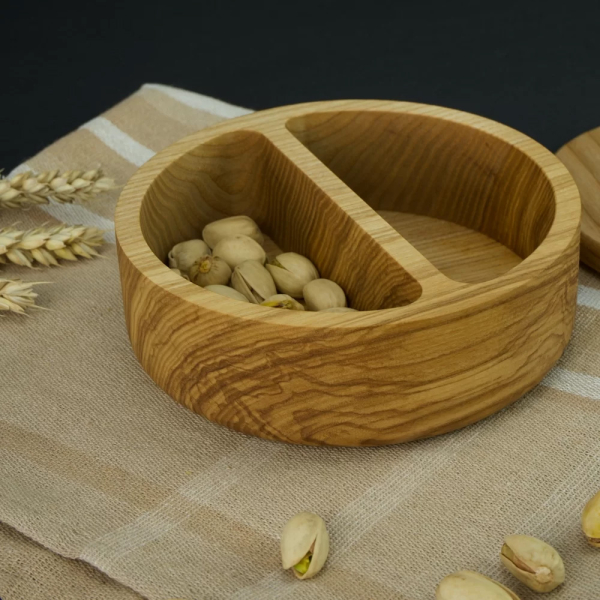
[115,100,580,447]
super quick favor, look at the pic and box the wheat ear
[0,169,116,208]
[0,224,105,267]
[0,279,43,314]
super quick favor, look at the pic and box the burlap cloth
[1,84,599,600]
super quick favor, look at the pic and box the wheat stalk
[0,224,105,267]
[0,169,116,208]
[0,279,43,314]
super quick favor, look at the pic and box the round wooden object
[116,100,580,447]
[557,128,600,272]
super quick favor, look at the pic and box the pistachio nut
[281,512,329,580]
[303,278,347,311]
[170,267,190,281]
[500,534,564,592]
[168,239,211,273]
[321,307,357,313]
[204,284,249,302]
[266,252,319,297]
[202,215,264,249]
[212,235,266,270]
[261,294,305,311]
[436,570,520,600]
[188,255,232,287]
[582,490,600,548]
[231,260,276,304]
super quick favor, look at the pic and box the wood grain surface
[378,211,522,283]
[116,100,580,446]
[557,128,600,272]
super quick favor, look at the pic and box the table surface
[3,0,600,169]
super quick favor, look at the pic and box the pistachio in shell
[168,239,211,273]
[436,570,521,600]
[582,490,600,548]
[500,534,565,592]
[212,235,266,270]
[231,260,276,303]
[281,512,329,580]
[303,278,347,311]
[188,255,231,287]
[260,294,305,311]
[204,284,249,302]
[202,216,264,249]
[266,252,319,298]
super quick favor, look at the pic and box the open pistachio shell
[582,490,600,548]
[281,512,329,580]
[202,216,264,249]
[266,252,319,298]
[436,571,521,600]
[204,284,249,302]
[212,235,266,270]
[261,294,305,311]
[231,260,276,304]
[303,278,347,311]
[167,239,211,273]
[188,255,232,287]
[500,534,564,592]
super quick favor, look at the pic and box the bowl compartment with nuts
[116,100,579,446]
[137,128,421,311]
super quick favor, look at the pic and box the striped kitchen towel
[0,84,599,600]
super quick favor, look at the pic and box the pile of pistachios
[167,216,356,313]
[280,489,600,595]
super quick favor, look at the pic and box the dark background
[3,1,600,169]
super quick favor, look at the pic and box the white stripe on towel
[81,117,155,167]
[577,284,600,310]
[542,367,600,400]
[143,83,253,119]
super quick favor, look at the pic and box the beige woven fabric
[1,84,599,600]
[0,522,142,600]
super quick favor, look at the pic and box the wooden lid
[557,128,600,272]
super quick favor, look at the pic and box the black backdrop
[4,0,600,169]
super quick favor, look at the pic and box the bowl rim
[115,99,580,329]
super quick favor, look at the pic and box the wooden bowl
[116,100,580,447]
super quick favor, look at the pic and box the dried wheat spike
[0,279,42,314]
[0,169,116,208]
[0,224,105,267]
